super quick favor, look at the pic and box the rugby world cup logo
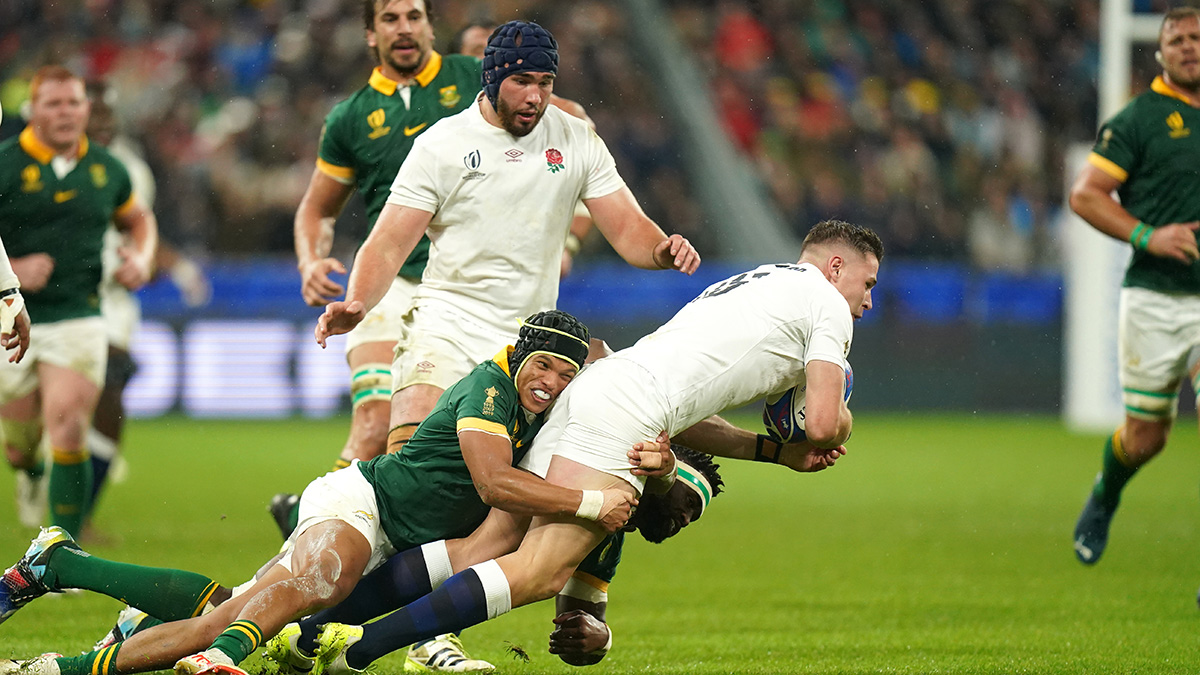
[465,150,481,171]
[545,148,564,173]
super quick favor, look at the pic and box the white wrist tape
[576,490,604,521]
[590,624,612,656]
[0,292,24,336]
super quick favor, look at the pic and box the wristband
[753,434,782,464]
[576,490,604,520]
[0,291,24,336]
[0,287,19,299]
[1129,222,1152,251]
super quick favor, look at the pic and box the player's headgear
[509,310,589,381]
[481,20,558,108]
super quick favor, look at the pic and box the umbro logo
[504,148,523,163]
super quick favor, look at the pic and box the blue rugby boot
[1073,491,1116,565]
[0,526,80,624]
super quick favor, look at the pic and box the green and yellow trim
[226,620,264,650]
[52,447,90,465]
[368,52,444,95]
[1151,75,1197,106]
[493,347,514,376]
[191,580,221,617]
[571,570,610,593]
[1087,152,1128,182]
[457,417,508,437]
[316,157,355,183]
[19,126,89,164]
[92,644,120,675]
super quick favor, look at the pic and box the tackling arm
[584,188,700,274]
[550,591,611,666]
[459,430,634,533]
[295,168,355,305]
[673,414,845,473]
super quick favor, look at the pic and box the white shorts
[276,462,396,575]
[344,277,419,357]
[391,301,515,393]
[0,317,108,403]
[100,281,141,350]
[518,358,668,496]
[1117,286,1200,420]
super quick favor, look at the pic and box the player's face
[495,72,554,137]
[514,353,577,414]
[831,251,879,321]
[30,79,89,152]
[634,481,703,544]
[1160,16,1200,89]
[368,0,434,79]
[458,25,491,59]
[87,101,117,146]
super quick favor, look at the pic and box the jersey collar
[492,346,514,377]
[1151,75,1200,107]
[19,126,88,164]
[368,51,444,95]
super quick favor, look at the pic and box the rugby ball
[762,364,853,443]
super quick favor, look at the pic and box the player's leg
[1,391,46,528]
[1074,287,1183,564]
[385,384,442,453]
[39,361,102,538]
[88,345,136,519]
[314,458,626,671]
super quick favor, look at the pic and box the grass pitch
[2,414,1198,674]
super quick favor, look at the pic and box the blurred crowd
[0,0,1166,271]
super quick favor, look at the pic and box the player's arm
[458,429,636,534]
[0,235,30,363]
[1069,163,1200,263]
[295,168,356,306]
[314,203,431,346]
[550,588,611,666]
[112,199,158,291]
[672,414,844,472]
[584,188,700,274]
[803,359,852,448]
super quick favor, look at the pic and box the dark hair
[801,219,884,262]
[362,0,435,32]
[448,22,493,55]
[673,445,724,499]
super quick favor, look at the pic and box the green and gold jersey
[1089,76,1200,293]
[359,347,543,551]
[575,532,625,591]
[318,53,481,279]
[0,128,134,323]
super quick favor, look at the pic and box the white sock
[468,560,512,620]
[421,540,453,590]
[86,428,117,460]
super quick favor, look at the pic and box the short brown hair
[1160,7,1200,45]
[29,65,83,101]
[801,219,885,262]
[362,0,434,31]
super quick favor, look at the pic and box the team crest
[439,85,461,108]
[482,385,499,417]
[1099,128,1112,151]
[367,108,391,139]
[1167,111,1190,139]
[545,148,564,173]
[90,163,108,188]
[20,165,42,193]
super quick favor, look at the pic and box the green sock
[288,501,300,534]
[56,644,121,675]
[1091,430,1139,509]
[48,448,92,537]
[212,620,264,665]
[43,547,222,621]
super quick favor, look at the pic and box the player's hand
[114,246,153,290]
[780,443,846,473]
[168,258,212,307]
[11,253,54,292]
[1,298,30,363]
[300,257,347,306]
[628,431,675,477]
[1146,221,1200,264]
[549,609,610,664]
[652,234,700,275]
[315,299,365,348]
[596,489,637,534]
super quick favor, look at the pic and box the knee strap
[350,363,393,410]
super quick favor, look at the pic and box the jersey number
[696,264,805,300]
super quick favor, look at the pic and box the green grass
[2,414,1199,674]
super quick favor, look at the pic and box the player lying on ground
[287,219,881,671]
[0,310,635,675]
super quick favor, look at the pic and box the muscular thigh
[390,304,513,394]
[1118,288,1200,419]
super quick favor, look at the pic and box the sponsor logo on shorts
[352,509,375,523]
[417,360,435,374]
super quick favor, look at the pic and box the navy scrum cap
[482,20,558,107]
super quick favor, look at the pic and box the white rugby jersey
[388,97,625,333]
[613,262,853,435]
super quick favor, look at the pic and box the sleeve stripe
[571,570,610,593]
[1088,152,1128,182]
[316,157,356,184]
[456,417,509,436]
[114,194,137,217]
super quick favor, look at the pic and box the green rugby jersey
[575,532,625,591]
[0,128,133,323]
[318,53,481,279]
[1089,76,1200,293]
[358,347,543,551]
